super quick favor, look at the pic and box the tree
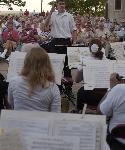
[0,0,26,10]
[49,0,105,16]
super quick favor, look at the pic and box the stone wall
[108,0,125,22]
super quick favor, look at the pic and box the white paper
[0,118,50,137]
[83,59,125,89]
[26,135,79,150]
[1,110,107,150]
[0,131,26,150]
[67,47,90,68]
[83,60,112,90]
[52,120,96,150]
[7,52,65,85]
[113,60,125,76]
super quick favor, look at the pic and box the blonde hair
[21,47,55,93]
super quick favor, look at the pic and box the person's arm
[8,82,14,109]
[74,69,83,83]
[97,90,109,114]
[72,30,77,45]
[44,5,55,27]
[50,84,61,112]
[69,14,77,44]
[20,32,29,42]
[97,73,122,115]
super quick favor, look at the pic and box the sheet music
[83,59,125,89]
[0,118,50,137]
[83,60,112,90]
[67,47,90,68]
[50,58,64,85]
[52,120,96,150]
[1,110,106,122]
[113,60,125,76]
[25,135,79,150]
[0,131,26,150]
[7,52,65,85]
[1,110,107,150]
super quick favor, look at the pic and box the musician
[75,39,107,112]
[98,73,125,149]
[8,47,61,112]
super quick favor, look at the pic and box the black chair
[107,124,125,150]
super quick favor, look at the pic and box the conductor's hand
[50,4,56,14]
[110,73,122,89]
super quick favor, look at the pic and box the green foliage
[0,0,26,10]
[49,0,106,16]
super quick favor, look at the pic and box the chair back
[111,124,125,139]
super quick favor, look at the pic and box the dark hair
[56,0,65,3]
[89,39,103,60]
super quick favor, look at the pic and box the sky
[0,0,52,12]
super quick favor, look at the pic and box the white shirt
[95,28,110,38]
[50,11,76,38]
[100,84,125,132]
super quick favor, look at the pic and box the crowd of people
[0,1,125,60]
[0,0,125,149]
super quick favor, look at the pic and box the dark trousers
[49,38,72,77]
[77,86,107,111]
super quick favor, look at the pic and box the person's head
[85,23,91,31]
[21,47,55,93]
[7,21,13,31]
[8,15,13,22]
[89,39,103,59]
[110,26,115,32]
[56,0,65,13]
[76,21,81,29]
[98,22,104,30]
[25,21,31,29]
[21,21,25,28]
[120,19,125,26]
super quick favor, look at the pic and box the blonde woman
[8,47,61,112]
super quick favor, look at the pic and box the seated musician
[75,39,107,112]
[8,47,61,112]
[97,73,125,150]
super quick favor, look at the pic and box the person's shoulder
[9,75,23,84]
[111,84,125,94]
[49,82,58,88]
[52,11,58,16]
[65,12,73,17]
[114,84,125,90]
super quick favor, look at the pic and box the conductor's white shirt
[50,11,76,39]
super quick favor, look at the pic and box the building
[108,0,125,22]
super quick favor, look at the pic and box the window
[115,0,122,10]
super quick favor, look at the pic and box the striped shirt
[8,76,61,112]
